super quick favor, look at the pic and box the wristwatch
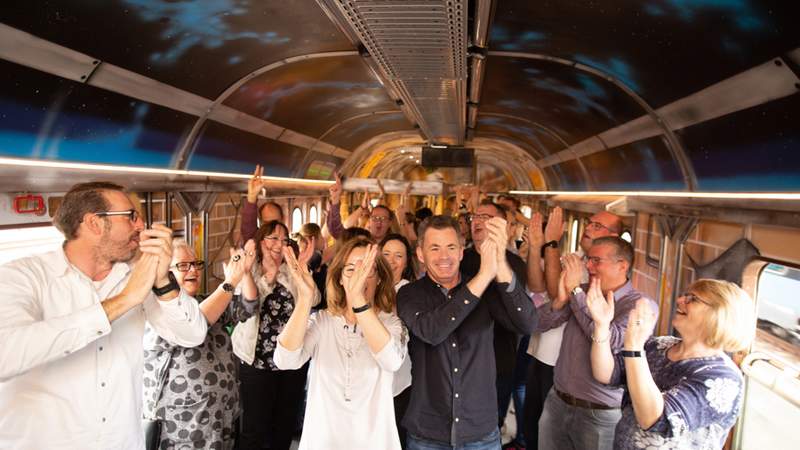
[621,350,643,358]
[571,286,584,297]
[543,240,559,250]
[152,271,179,296]
[222,282,235,293]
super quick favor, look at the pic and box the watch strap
[352,304,370,314]
[544,240,559,249]
[152,271,179,296]
[621,350,643,358]
[222,282,235,293]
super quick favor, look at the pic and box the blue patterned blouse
[610,336,744,450]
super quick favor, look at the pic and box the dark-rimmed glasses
[585,220,612,232]
[172,260,205,272]
[584,255,622,265]
[263,235,291,246]
[96,209,139,223]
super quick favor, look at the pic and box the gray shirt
[537,281,658,407]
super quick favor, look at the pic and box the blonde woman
[587,279,756,450]
[274,239,407,450]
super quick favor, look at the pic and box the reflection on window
[569,219,579,253]
[370,198,379,208]
[291,207,303,234]
[520,205,532,219]
[309,205,318,224]
[621,230,632,243]
[0,226,63,265]
[737,262,800,450]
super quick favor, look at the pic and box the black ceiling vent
[421,146,475,168]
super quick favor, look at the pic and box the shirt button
[453,367,459,373]
[64,350,70,355]
[96,331,102,335]
[517,307,522,311]
[455,417,460,422]
[451,342,456,347]
[101,382,106,387]
[450,317,455,321]
[455,393,460,398]
[101,417,106,423]
[464,300,469,305]
[99,346,104,351]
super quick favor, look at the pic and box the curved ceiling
[0,0,798,193]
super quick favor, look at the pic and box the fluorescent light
[429,144,447,148]
[0,157,333,186]
[509,190,800,200]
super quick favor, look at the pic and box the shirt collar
[613,280,634,301]
[45,244,131,282]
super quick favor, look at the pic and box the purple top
[537,281,657,407]
[611,336,744,450]
[326,202,344,239]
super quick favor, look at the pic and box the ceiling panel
[475,114,568,158]
[480,57,646,147]
[580,136,685,190]
[1,0,352,98]
[491,0,800,107]
[222,55,400,138]
[679,94,800,191]
[322,112,416,150]
[0,60,192,167]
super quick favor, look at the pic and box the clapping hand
[561,253,583,293]
[298,236,316,268]
[528,212,545,249]
[544,207,564,243]
[343,244,378,310]
[329,172,343,205]
[283,245,316,305]
[586,277,614,326]
[224,239,256,287]
[139,224,174,287]
[624,299,657,351]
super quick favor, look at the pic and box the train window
[620,230,632,243]
[645,215,661,269]
[569,218,579,253]
[370,198,379,208]
[520,205,532,219]
[309,205,318,224]
[291,207,303,234]
[0,226,63,265]
[736,262,800,450]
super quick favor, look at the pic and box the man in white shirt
[0,182,207,450]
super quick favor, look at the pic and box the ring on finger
[232,255,241,262]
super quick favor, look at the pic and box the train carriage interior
[0,1,799,449]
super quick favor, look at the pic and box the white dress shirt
[0,248,207,450]
[274,309,407,450]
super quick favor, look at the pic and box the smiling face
[171,246,202,296]
[261,226,288,265]
[369,206,391,241]
[97,190,145,263]
[585,243,628,291]
[470,204,504,248]
[580,211,620,252]
[417,226,463,289]
[381,239,408,285]
[672,289,711,339]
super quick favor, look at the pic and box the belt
[556,389,619,410]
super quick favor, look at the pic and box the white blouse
[274,309,407,450]
[393,278,412,396]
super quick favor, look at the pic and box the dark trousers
[522,358,554,450]
[394,386,412,450]
[238,360,307,450]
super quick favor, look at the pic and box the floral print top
[252,281,295,370]
[610,336,744,450]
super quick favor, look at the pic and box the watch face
[222,283,234,293]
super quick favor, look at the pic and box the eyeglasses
[96,209,139,222]
[172,260,205,272]
[681,292,710,306]
[263,235,291,246]
[370,215,390,223]
[584,256,622,265]
[585,220,612,232]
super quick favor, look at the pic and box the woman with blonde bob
[274,238,408,450]
[587,278,756,450]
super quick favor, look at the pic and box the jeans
[407,428,501,450]
[537,389,621,450]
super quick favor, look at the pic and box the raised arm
[241,165,268,242]
[621,300,662,429]
[276,247,318,353]
[326,172,345,239]
[526,212,546,293]
[200,242,258,326]
[586,277,617,384]
[543,207,564,299]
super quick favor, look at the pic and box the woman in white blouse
[274,238,408,450]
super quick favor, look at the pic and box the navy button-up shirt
[397,249,537,446]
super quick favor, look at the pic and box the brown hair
[325,238,395,316]
[54,182,125,240]
[253,220,289,263]
[417,215,461,248]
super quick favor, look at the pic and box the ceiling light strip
[0,157,333,186]
[509,190,800,200]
